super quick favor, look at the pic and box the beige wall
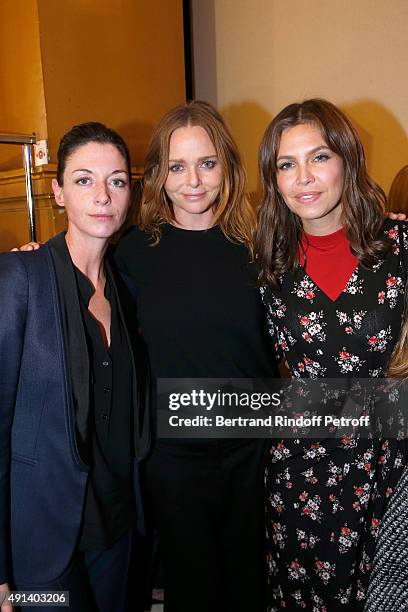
[0,0,185,250]
[0,0,185,170]
[193,0,408,197]
[37,0,186,167]
[0,0,47,169]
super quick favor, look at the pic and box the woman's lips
[182,192,206,200]
[295,191,321,203]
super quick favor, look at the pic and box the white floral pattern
[343,270,364,295]
[277,326,297,353]
[377,273,404,309]
[333,348,366,374]
[366,325,392,353]
[336,309,367,333]
[292,277,319,303]
[261,221,408,611]
[294,355,327,379]
[298,311,327,343]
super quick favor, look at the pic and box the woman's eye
[169,164,184,173]
[314,153,330,162]
[201,159,217,169]
[111,178,127,188]
[76,177,91,185]
[277,161,294,171]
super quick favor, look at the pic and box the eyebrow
[168,155,218,163]
[71,168,128,175]
[276,145,331,162]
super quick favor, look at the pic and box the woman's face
[52,142,130,243]
[164,125,223,230]
[276,123,344,235]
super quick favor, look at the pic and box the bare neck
[65,230,108,289]
[172,208,216,230]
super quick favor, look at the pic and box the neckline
[298,228,359,303]
[302,227,346,248]
[297,262,359,304]
[163,223,220,236]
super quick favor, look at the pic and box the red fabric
[299,228,359,301]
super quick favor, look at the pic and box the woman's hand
[0,583,13,611]
[10,242,41,252]
[387,212,407,220]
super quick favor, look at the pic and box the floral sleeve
[260,285,284,362]
[401,222,408,273]
[385,220,408,265]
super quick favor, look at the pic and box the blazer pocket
[12,380,49,458]
[11,453,38,467]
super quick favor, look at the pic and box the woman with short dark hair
[0,122,149,612]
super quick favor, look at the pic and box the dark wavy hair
[56,122,131,186]
[255,98,389,286]
[138,100,256,250]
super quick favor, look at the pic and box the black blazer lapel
[107,258,150,459]
[47,232,91,464]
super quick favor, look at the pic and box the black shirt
[115,224,278,379]
[75,266,135,550]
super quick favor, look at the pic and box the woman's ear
[52,178,64,208]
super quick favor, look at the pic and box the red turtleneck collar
[299,228,359,301]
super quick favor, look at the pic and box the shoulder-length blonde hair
[255,98,389,286]
[138,100,255,250]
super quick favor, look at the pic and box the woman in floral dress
[255,98,408,610]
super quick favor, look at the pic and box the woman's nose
[94,183,110,204]
[296,165,314,185]
[187,167,200,188]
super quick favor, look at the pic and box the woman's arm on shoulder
[387,212,407,221]
[10,241,41,251]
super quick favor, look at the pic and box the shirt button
[103,387,110,393]
[102,361,109,367]
[102,413,109,421]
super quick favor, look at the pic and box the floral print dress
[261,222,408,611]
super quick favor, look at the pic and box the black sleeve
[113,226,142,301]
[0,254,28,583]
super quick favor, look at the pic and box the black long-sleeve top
[115,224,277,380]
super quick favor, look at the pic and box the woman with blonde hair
[255,98,408,610]
[115,100,278,612]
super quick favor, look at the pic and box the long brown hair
[138,100,255,249]
[255,98,389,286]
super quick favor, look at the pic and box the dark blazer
[0,233,149,586]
